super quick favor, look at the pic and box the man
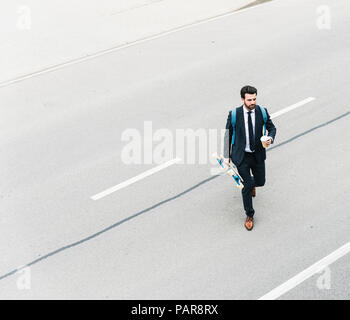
[224,85,276,231]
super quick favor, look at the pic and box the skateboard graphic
[212,153,244,190]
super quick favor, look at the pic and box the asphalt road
[0,0,349,299]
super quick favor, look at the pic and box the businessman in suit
[224,85,276,231]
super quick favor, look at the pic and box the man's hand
[224,158,230,165]
[266,136,273,146]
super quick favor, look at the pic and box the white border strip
[91,158,181,200]
[259,242,350,300]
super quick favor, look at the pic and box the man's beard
[245,103,256,110]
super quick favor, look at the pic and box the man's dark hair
[240,85,257,99]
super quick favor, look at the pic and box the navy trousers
[237,152,266,217]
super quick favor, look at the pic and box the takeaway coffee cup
[260,136,271,148]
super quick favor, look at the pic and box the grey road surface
[0,0,349,299]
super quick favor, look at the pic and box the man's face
[242,93,257,110]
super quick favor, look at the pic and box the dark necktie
[248,111,255,151]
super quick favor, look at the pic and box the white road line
[94,97,315,198]
[0,0,278,89]
[270,97,315,119]
[91,158,181,201]
[259,242,350,300]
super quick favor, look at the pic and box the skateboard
[212,153,244,190]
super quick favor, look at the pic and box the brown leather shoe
[245,216,254,231]
[252,187,256,197]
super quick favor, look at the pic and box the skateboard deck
[212,153,244,190]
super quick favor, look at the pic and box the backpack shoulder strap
[259,105,267,135]
[231,107,237,145]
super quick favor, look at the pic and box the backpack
[231,106,267,145]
